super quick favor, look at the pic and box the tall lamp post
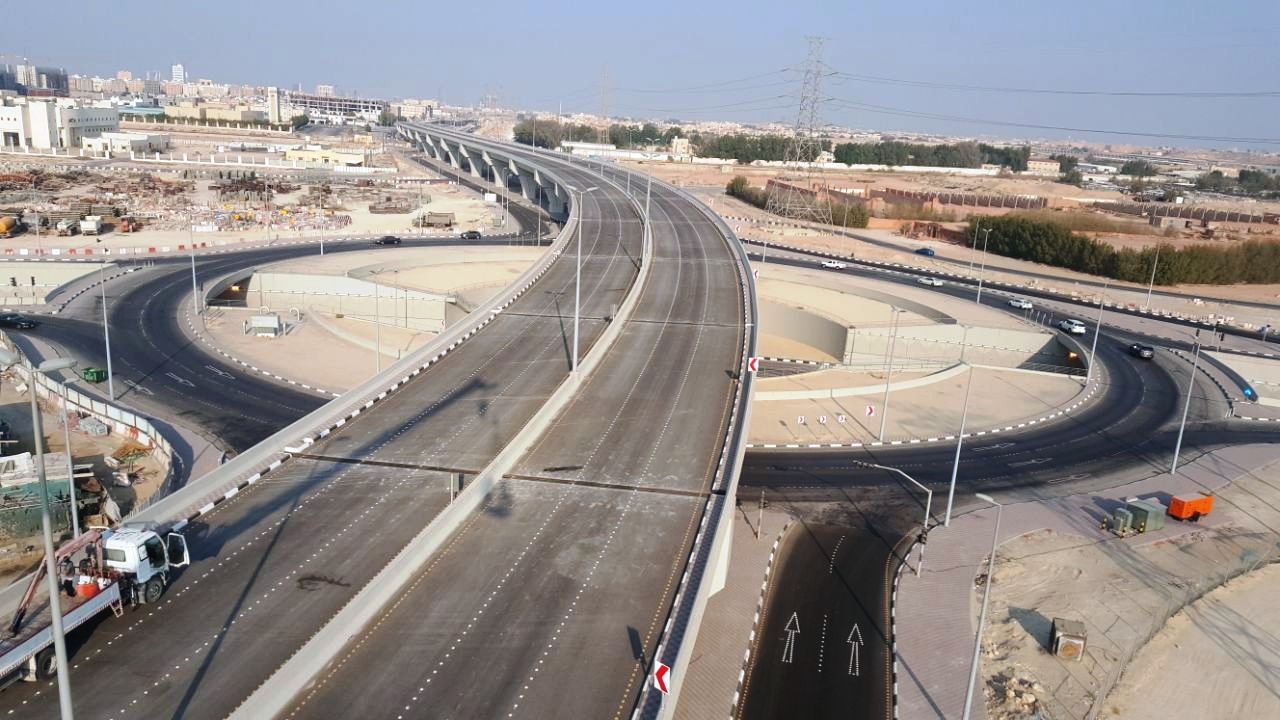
[1085,283,1108,385]
[878,307,901,442]
[565,184,599,377]
[974,228,993,304]
[963,492,1003,720]
[98,265,115,402]
[945,352,975,526]
[1144,244,1162,311]
[1,350,78,720]
[1171,338,1202,475]
[53,370,82,539]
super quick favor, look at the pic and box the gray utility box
[1052,617,1087,662]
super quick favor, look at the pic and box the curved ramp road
[281,160,749,719]
[0,164,641,720]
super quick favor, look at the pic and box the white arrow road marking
[204,364,236,379]
[1009,458,1053,467]
[971,442,1016,453]
[782,612,800,664]
[847,624,864,676]
[121,379,154,396]
[165,372,196,387]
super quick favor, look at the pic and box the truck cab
[100,526,190,603]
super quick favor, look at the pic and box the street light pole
[1086,282,1108,385]
[188,220,199,316]
[963,493,1003,720]
[1171,340,1201,475]
[3,351,79,720]
[974,228,993,304]
[568,185,598,377]
[1144,244,1162,311]
[878,307,901,442]
[966,220,981,278]
[374,280,382,374]
[98,265,115,402]
[56,375,81,538]
[945,362,975,526]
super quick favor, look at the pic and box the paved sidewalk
[674,506,791,720]
[894,443,1280,720]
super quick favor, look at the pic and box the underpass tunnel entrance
[210,274,255,308]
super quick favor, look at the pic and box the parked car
[914,247,936,257]
[1128,343,1155,359]
[373,235,402,246]
[1007,298,1033,310]
[0,313,38,329]
[820,259,847,270]
[461,230,482,240]
[1057,319,1088,335]
[917,276,944,287]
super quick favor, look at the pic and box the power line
[613,94,794,114]
[828,71,1280,98]
[828,98,1280,145]
[613,69,792,94]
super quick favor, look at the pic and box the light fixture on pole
[98,265,115,402]
[0,349,77,719]
[974,228,993,304]
[963,492,1003,720]
[1144,244,1162,311]
[878,307,901,442]
[1171,338,1201,475]
[945,356,975,527]
[49,368,82,539]
[1085,282,1108,385]
[565,184,598,378]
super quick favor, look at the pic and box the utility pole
[966,220,981,278]
[878,307,900,441]
[374,280,382,374]
[945,338,974,526]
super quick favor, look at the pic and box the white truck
[79,216,102,236]
[0,524,189,688]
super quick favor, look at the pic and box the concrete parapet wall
[244,272,449,332]
[759,299,848,361]
[846,324,1062,367]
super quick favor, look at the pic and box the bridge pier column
[516,169,539,203]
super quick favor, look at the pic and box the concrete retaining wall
[759,300,847,360]
[244,272,451,332]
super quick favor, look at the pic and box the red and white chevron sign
[747,357,761,373]
[653,662,671,694]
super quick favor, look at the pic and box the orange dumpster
[1168,493,1214,521]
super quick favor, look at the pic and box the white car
[820,259,847,270]
[1058,319,1088,334]
[1007,298,1033,310]
[917,276,944,287]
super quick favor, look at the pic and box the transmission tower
[766,37,832,225]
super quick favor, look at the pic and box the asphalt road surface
[282,164,748,720]
[0,162,642,719]
[736,520,909,720]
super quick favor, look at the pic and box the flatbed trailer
[0,580,123,688]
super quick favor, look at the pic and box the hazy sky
[17,0,1280,150]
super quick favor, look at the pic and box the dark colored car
[373,236,402,246]
[461,230,482,240]
[0,313,38,329]
[1128,343,1155,360]
[914,247,936,257]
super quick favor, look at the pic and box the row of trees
[831,141,1030,171]
[1195,169,1280,198]
[512,119,603,148]
[970,215,1280,285]
[725,176,869,228]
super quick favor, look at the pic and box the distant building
[1077,163,1119,174]
[284,91,386,124]
[163,101,265,123]
[82,131,170,154]
[315,84,336,97]
[1024,158,1060,176]
[170,63,186,84]
[160,81,185,96]
[116,70,133,81]
[389,99,436,120]
[267,86,282,124]
[670,137,690,157]
[0,97,119,149]
[284,145,366,166]
[12,63,69,97]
